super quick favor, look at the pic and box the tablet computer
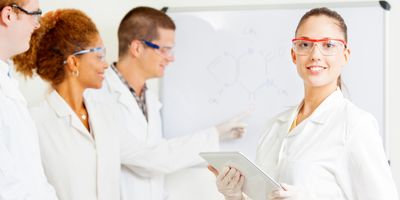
[199,152,282,200]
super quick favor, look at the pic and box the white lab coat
[32,88,214,200]
[29,90,121,200]
[84,67,219,200]
[255,89,398,199]
[0,60,57,200]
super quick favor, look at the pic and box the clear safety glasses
[63,47,106,64]
[141,40,174,58]
[292,38,347,56]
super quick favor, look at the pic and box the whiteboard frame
[165,1,382,12]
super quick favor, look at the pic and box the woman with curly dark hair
[12,8,114,200]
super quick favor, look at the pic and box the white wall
[20,0,400,198]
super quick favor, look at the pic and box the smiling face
[138,28,175,79]
[74,35,108,89]
[291,15,350,91]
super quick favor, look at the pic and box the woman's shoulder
[29,99,54,122]
[340,99,377,127]
[338,99,379,144]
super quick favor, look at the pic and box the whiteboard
[160,3,387,200]
[161,4,386,160]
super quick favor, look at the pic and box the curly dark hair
[13,8,99,86]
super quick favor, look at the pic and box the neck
[0,47,11,61]
[54,79,85,112]
[301,84,337,115]
[0,34,15,61]
[116,58,147,96]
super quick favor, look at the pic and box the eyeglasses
[141,40,174,57]
[11,4,42,23]
[63,47,106,64]
[292,38,347,56]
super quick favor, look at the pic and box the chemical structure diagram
[207,47,288,111]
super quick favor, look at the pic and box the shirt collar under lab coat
[277,88,345,125]
[101,64,162,124]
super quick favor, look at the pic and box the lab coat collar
[105,64,148,126]
[105,66,136,106]
[0,59,11,77]
[105,65,131,98]
[144,91,162,123]
[309,89,344,124]
[0,59,27,104]
[47,90,90,136]
[277,89,344,124]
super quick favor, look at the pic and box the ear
[65,55,80,72]
[343,48,351,65]
[291,48,297,64]
[0,6,14,26]
[128,40,142,58]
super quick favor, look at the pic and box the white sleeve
[346,114,398,200]
[1,105,57,200]
[29,120,59,200]
[0,143,56,200]
[120,127,219,177]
